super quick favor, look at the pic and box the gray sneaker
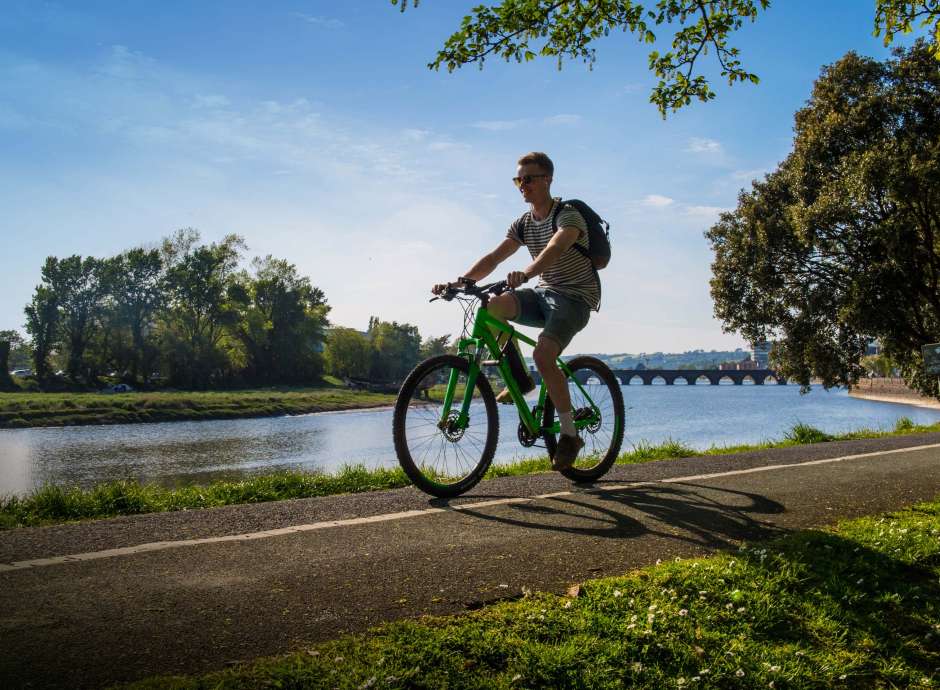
[552,434,585,471]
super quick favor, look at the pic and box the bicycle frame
[440,304,601,437]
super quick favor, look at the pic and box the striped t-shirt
[506,198,601,311]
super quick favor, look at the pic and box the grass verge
[127,497,940,689]
[2,419,938,530]
[0,386,397,429]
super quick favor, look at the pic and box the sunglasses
[512,174,550,188]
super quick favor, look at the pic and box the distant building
[751,341,771,367]
[720,358,759,371]
[866,339,881,356]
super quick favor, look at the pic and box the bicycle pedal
[481,360,500,366]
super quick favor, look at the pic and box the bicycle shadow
[451,482,786,551]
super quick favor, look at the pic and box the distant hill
[525,349,754,370]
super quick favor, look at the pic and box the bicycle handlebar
[429,278,515,303]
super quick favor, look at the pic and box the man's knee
[488,293,517,320]
[533,337,561,371]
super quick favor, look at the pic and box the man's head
[515,152,553,206]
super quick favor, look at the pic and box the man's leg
[489,293,535,403]
[533,335,583,470]
[532,335,569,413]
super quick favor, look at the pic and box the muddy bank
[849,378,940,410]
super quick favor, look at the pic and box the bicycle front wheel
[393,354,499,498]
[543,356,625,482]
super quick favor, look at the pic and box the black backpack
[551,199,611,270]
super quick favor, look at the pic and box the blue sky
[0,1,926,354]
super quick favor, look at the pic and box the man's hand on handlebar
[431,277,472,296]
[506,271,528,289]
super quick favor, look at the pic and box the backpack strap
[552,199,602,306]
[552,200,591,261]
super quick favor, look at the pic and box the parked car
[11,369,33,378]
[102,383,134,393]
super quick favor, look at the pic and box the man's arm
[521,226,580,280]
[461,237,521,282]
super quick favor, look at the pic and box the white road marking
[2,442,939,573]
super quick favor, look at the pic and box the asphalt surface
[2,432,940,688]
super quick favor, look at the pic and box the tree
[367,317,422,382]
[707,42,940,397]
[393,0,940,116]
[25,286,58,382]
[31,255,107,384]
[0,330,31,370]
[230,256,330,384]
[161,234,245,388]
[420,333,453,359]
[324,328,373,379]
[0,341,13,389]
[106,248,165,383]
[861,354,896,378]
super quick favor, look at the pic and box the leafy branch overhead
[392,1,940,116]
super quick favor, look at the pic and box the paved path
[2,433,940,688]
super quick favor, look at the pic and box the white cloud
[472,119,527,131]
[428,139,469,152]
[402,128,430,141]
[731,167,770,182]
[94,44,158,80]
[191,93,231,109]
[685,205,731,219]
[543,113,581,126]
[686,137,723,155]
[292,13,344,29]
[642,194,674,208]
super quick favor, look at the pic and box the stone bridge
[530,368,785,386]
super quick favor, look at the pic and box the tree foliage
[367,317,423,382]
[231,256,330,384]
[393,0,940,116]
[0,330,31,371]
[18,231,335,390]
[324,328,373,380]
[707,42,940,397]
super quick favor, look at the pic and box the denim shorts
[510,287,591,352]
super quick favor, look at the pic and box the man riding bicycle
[433,152,600,470]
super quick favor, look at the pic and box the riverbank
[126,496,940,689]
[2,418,937,529]
[0,385,397,429]
[849,377,940,410]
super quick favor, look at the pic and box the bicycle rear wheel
[393,354,499,498]
[543,356,625,482]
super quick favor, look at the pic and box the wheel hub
[440,413,466,442]
[574,406,601,434]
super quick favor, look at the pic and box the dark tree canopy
[707,41,940,397]
[393,1,940,115]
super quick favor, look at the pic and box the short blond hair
[517,152,554,176]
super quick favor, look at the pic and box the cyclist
[432,152,600,470]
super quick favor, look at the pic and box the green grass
[126,497,940,689]
[0,386,397,429]
[3,421,939,530]
[0,466,411,529]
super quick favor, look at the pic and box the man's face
[515,163,551,204]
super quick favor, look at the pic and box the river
[1,384,939,495]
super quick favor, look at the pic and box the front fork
[439,342,601,437]
[438,339,484,430]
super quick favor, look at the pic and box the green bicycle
[393,279,625,498]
